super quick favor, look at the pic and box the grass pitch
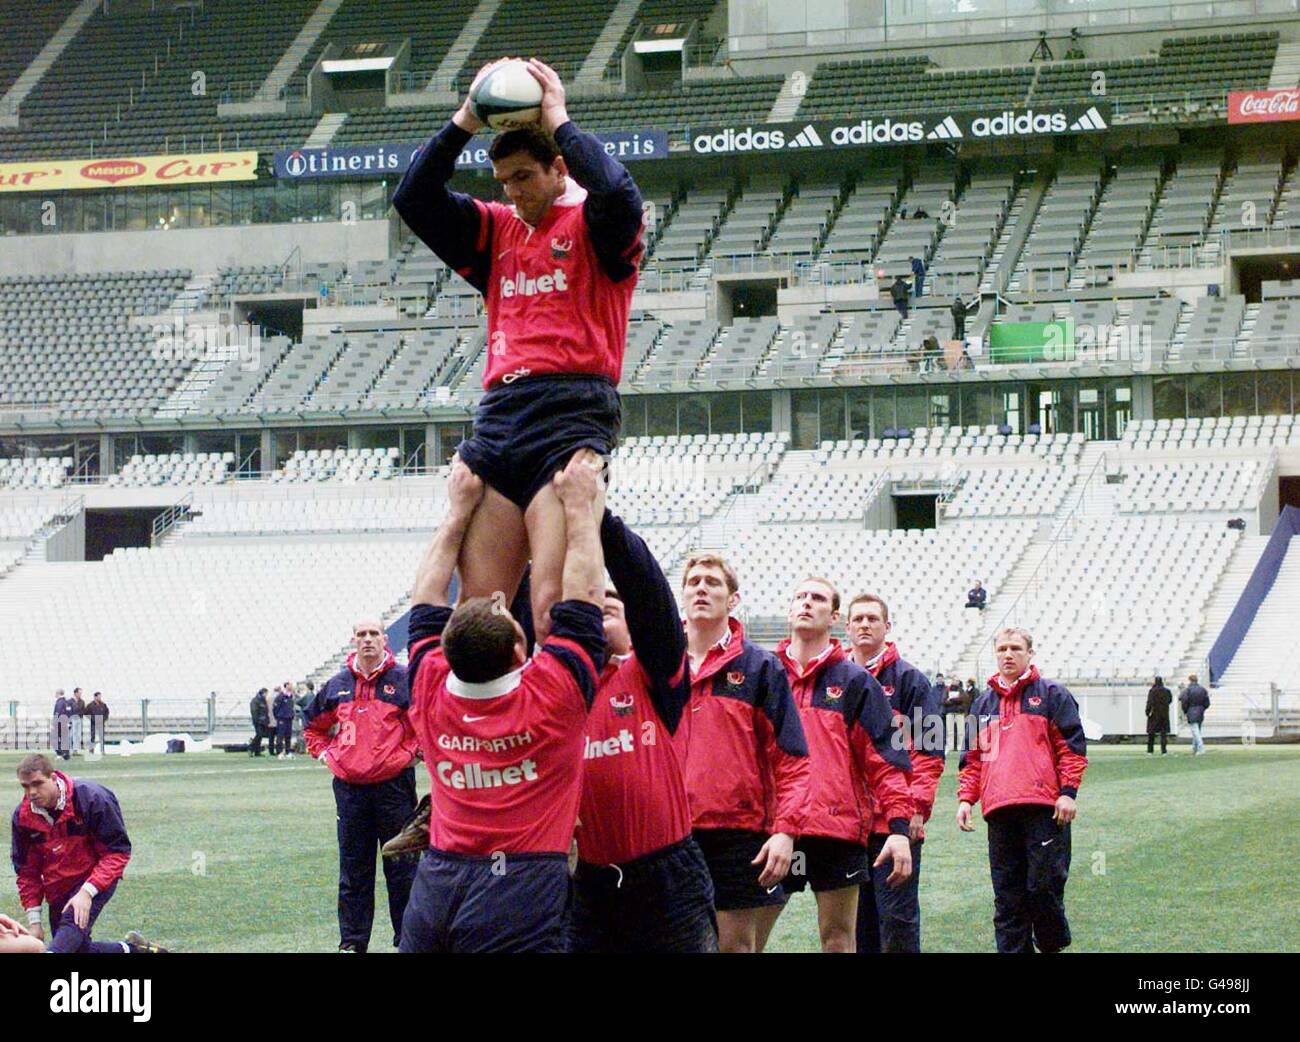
[2,745,1297,953]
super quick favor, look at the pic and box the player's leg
[716,908,761,953]
[333,777,377,952]
[1024,806,1072,953]
[46,883,126,954]
[455,485,529,609]
[522,476,606,646]
[0,932,45,953]
[813,886,859,953]
[752,903,785,952]
[398,850,456,954]
[375,767,419,948]
[986,807,1033,953]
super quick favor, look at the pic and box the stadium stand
[270,447,403,483]
[1009,159,1105,290]
[602,0,719,80]
[0,0,79,98]
[1137,151,1223,267]
[0,458,72,490]
[460,0,622,90]
[108,452,233,488]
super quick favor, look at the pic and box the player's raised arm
[552,451,606,609]
[412,458,485,608]
[600,510,689,731]
[392,60,512,290]
[526,59,644,281]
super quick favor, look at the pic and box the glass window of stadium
[0,435,99,477]
[435,423,469,466]
[1153,372,1296,420]
[272,428,347,470]
[195,430,261,475]
[622,392,772,437]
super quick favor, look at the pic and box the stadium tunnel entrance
[1229,251,1300,302]
[891,492,939,531]
[234,298,307,343]
[84,508,161,562]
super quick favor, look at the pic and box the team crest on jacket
[825,685,843,701]
[726,671,745,687]
[883,685,894,698]
[1028,695,1042,707]
[610,692,635,717]
[551,236,572,259]
[383,684,396,695]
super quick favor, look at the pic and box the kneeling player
[570,511,714,952]
[771,579,914,953]
[400,453,606,953]
[10,754,165,953]
[392,59,643,644]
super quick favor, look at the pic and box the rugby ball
[471,59,543,131]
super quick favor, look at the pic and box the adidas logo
[786,125,824,148]
[1069,106,1108,131]
[926,116,963,140]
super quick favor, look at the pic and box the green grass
[2,745,1298,952]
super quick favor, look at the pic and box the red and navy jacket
[408,599,607,856]
[303,649,418,786]
[10,772,131,910]
[864,642,945,836]
[958,666,1088,818]
[683,618,811,837]
[392,119,643,388]
[777,640,914,844]
[578,512,692,866]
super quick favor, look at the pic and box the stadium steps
[575,0,641,85]
[1267,41,1300,89]
[1165,305,1195,361]
[766,69,808,123]
[1053,441,1116,521]
[435,0,506,88]
[1175,532,1270,686]
[257,0,347,103]
[0,0,99,129]
[977,184,1028,294]
[950,522,1057,682]
[990,169,1051,296]
[1216,537,1300,691]
[304,111,349,148]
[1233,303,1260,358]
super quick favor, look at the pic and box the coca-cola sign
[1229,89,1300,124]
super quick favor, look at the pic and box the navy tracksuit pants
[857,834,922,953]
[47,880,125,953]
[986,803,1072,953]
[333,768,417,951]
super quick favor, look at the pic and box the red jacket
[777,639,914,843]
[958,667,1088,817]
[10,772,131,909]
[682,618,811,837]
[304,648,419,785]
[864,642,945,836]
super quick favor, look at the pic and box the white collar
[447,666,524,700]
[511,177,587,226]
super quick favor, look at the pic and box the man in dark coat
[951,296,971,341]
[50,692,72,761]
[1180,675,1211,755]
[1145,676,1172,754]
[249,688,272,757]
[85,693,110,754]
[890,275,911,318]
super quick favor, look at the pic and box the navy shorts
[458,374,621,510]
[783,835,869,895]
[570,836,717,953]
[692,828,788,912]
[398,847,571,953]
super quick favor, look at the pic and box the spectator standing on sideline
[272,687,295,759]
[966,581,987,611]
[951,296,971,341]
[1146,676,1172,755]
[1180,675,1211,755]
[890,275,911,319]
[69,689,86,756]
[910,255,926,298]
[295,681,315,754]
[51,691,72,762]
[965,678,978,701]
[85,693,109,755]
[249,688,272,757]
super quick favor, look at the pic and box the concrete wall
[0,219,391,278]
[43,511,85,562]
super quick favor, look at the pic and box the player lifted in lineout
[393,58,644,645]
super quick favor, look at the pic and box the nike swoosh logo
[765,885,781,894]
[462,714,487,723]
[1040,838,1055,846]
[498,249,512,259]
[845,868,865,879]
[692,706,703,713]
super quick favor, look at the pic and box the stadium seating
[1122,415,1300,451]
[0,270,192,419]
[270,447,403,484]
[1069,158,1163,284]
[109,452,233,488]
[815,430,1085,467]
[1010,160,1104,290]
[1138,152,1223,266]
[0,457,72,490]
[602,0,719,80]
[0,0,78,98]
[461,0,621,90]
[1115,459,1263,514]
[943,465,1077,518]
